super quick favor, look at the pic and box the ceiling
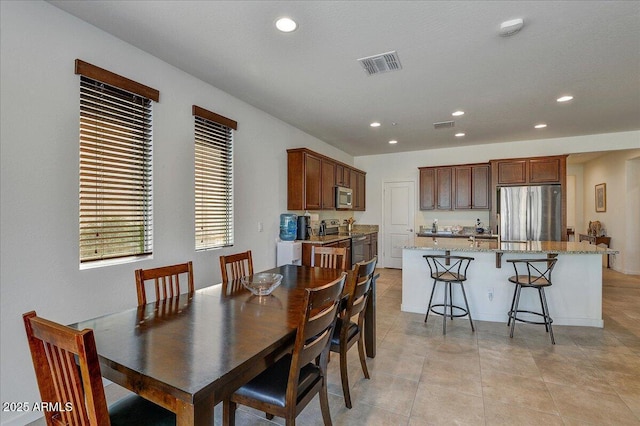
[49,1,640,157]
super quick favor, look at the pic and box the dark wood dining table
[72,264,377,426]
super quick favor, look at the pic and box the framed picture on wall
[595,183,606,212]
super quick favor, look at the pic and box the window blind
[193,106,235,250]
[79,76,153,262]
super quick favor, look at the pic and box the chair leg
[442,282,448,335]
[449,283,453,322]
[339,348,352,408]
[223,399,236,426]
[507,283,518,327]
[540,288,555,345]
[319,377,333,426]
[509,284,522,339]
[459,282,475,332]
[537,288,549,332]
[425,280,437,323]
[357,333,370,379]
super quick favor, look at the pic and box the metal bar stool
[423,255,475,335]
[506,258,558,344]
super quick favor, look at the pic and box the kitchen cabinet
[492,155,565,185]
[420,164,489,211]
[352,170,366,211]
[335,164,351,188]
[369,233,378,260]
[321,159,336,209]
[287,150,321,210]
[419,168,436,210]
[288,148,366,211]
[419,166,453,210]
[454,164,490,209]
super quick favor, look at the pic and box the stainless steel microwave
[335,186,353,209]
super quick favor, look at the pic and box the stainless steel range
[324,218,366,268]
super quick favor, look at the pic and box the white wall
[582,150,640,273]
[0,2,353,424]
[354,133,640,267]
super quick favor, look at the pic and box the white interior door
[383,181,415,269]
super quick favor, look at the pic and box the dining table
[71,264,377,426]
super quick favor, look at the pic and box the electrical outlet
[258,221,263,232]
[488,288,494,301]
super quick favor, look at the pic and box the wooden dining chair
[135,261,194,306]
[23,311,175,426]
[330,256,377,409]
[223,273,347,426]
[311,246,348,270]
[220,250,254,294]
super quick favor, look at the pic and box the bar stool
[506,258,558,344]
[423,255,475,335]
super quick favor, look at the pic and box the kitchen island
[402,241,618,327]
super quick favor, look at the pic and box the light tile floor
[31,268,640,425]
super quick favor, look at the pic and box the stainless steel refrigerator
[498,185,562,242]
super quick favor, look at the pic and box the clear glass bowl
[241,273,283,296]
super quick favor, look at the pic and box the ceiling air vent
[433,121,455,129]
[357,51,402,76]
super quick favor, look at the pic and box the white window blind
[193,105,236,250]
[77,60,158,263]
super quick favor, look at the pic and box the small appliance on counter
[297,215,310,240]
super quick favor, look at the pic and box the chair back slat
[220,251,254,282]
[288,274,346,393]
[311,246,348,270]
[135,261,194,306]
[23,311,110,426]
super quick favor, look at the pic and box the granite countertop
[416,232,498,239]
[405,241,619,254]
[299,225,378,244]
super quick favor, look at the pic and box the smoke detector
[499,18,524,37]
[358,51,402,76]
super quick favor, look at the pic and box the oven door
[351,236,366,267]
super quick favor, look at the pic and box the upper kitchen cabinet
[335,164,351,188]
[454,164,490,210]
[351,169,366,211]
[287,148,366,211]
[420,163,489,210]
[492,155,566,185]
[321,159,336,209]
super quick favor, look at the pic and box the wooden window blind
[193,105,236,250]
[77,60,158,263]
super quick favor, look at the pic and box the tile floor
[30,268,640,425]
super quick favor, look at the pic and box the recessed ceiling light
[388,140,398,144]
[452,110,465,117]
[557,95,574,103]
[535,123,547,129]
[370,122,381,127]
[275,17,297,33]
[455,133,465,137]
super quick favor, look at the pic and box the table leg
[176,399,215,426]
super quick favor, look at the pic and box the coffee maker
[297,215,310,240]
